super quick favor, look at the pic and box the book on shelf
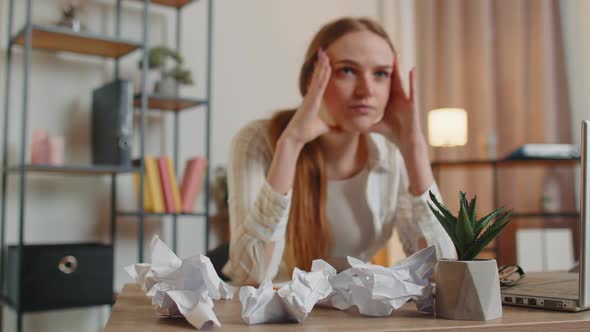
[132,159,153,212]
[157,157,176,213]
[131,155,206,214]
[144,156,166,213]
[505,144,580,160]
[164,157,183,212]
[180,157,207,213]
[133,173,153,212]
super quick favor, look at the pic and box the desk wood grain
[104,284,590,332]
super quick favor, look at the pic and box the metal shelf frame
[125,0,213,261]
[0,0,213,331]
[432,157,581,267]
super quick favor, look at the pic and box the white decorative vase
[435,259,502,321]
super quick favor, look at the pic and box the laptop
[501,120,590,312]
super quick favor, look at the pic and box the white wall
[0,1,380,331]
[206,0,381,166]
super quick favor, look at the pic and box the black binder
[91,79,133,165]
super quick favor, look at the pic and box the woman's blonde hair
[267,17,396,273]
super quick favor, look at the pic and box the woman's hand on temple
[281,49,333,147]
[370,56,425,152]
[371,56,434,194]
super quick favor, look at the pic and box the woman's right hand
[266,49,332,195]
[282,49,333,146]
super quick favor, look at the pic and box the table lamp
[427,108,468,147]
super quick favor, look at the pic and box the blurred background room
[0,0,588,331]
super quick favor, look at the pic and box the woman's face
[322,30,394,133]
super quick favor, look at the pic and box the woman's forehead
[326,30,394,67]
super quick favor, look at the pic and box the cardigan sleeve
[221,121,292,285]
[392,156,458,260]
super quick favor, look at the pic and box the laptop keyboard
[513,280,579,297]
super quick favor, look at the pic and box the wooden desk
[104,284,590,332]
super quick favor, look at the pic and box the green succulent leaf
[455,194,475,258]
[474,207,505,238]
[429,190,512,261]
[468,195,477,227]
[428,191,457,223]
[459,192,476,230]
[427,202,459,245]
[462,211,512,260]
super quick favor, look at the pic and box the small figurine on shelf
[56,0,86,32]
[138,46,194,96]
[30,129,65,166]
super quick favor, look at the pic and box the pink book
[179,158,195,206]
[180,157,207,213]
[157,157,175,213]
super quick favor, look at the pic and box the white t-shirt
[327,167,374,258]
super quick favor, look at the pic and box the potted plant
[428,191,512,321]
[57,1,86,32]
[137,46,194,96]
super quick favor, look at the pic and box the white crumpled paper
[125,235,235,329]
[239,261,335,324]
[319,246,437,316]
[239,246,436,323]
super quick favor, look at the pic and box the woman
[222,17,456,286]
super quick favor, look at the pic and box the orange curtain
[417,0,575,266]
[374,0,575,267]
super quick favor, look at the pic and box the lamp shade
[428,108,468,147]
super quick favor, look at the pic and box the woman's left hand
[370,56,425,151]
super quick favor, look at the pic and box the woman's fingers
[390,55,411,101]
[316,50,332,97]
[305,49,331,111]
[390,55,404,96]
[409,67,415,102]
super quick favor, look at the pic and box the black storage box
[6,243,114,312]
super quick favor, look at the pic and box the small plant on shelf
[57,1,86,31]
[138,46,194,95]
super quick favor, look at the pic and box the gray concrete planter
[435,259,502,321]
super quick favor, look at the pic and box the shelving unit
[0,0,212,331]
[124,0,213,260]
[432,158,581,266]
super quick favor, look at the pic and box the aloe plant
[427,191,512,261]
